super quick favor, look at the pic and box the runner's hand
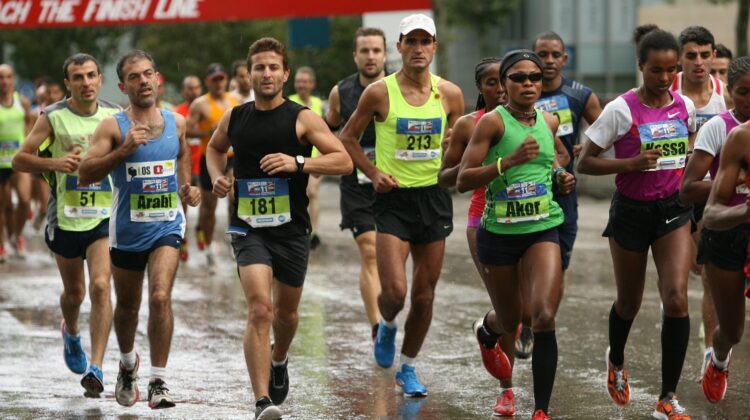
[371,170,399,193]
[631,148,661,171]
[56,150,82,173]
[180,183,201,207]
[260,153,297,175]
[505,135,539,168]
[212,175,232,198]
[120,122,149,156]
[556,171,576,194]
[573,144,583,157]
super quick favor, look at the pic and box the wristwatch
[295,155,305,173]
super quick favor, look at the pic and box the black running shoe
[255,396,283,420]
[515,325,534,360]
[269,360,289,405]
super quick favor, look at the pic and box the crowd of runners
[1,13,749,420]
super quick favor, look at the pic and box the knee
[661,289,688,317]
[360,243,377,266]
[274,306,299,327]
[62,285,86,306]
[379,286,406,311]
[410,289,435,312]
[248,300,274,328]
[88,278,111,303]
[615,298,642,320]
[149,289,172,313]
[532,306,556,331]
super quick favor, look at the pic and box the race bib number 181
[237,178,291,228]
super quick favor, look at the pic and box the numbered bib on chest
[394,117,442,161]
[126,160,178,222]
[357,147,376,184]
[638,120,689,171]
[64,175,112,218]
[535,95,573,136]
[696,113,717,130]
[494,182,550,223]
[237,178,291,228]
[0,139,20,165]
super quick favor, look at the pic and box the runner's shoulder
[437,78,462,100]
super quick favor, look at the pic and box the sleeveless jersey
[289,94,324,118]
[535,77,593,173]
[374,73,446,188]
[0,92,26,169]
[110,110,185,251]
[198,93,239,155]
[45,99,120,232]
[481,107,563,234]
[227,100,312,237]
[671,72,726,129]
[468,108,487,219]
[338,72,377,185]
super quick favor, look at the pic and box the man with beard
[231,60,255,104]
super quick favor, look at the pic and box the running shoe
[605,347,630,406]
[493,388,515,417]
[179,241,189,262]
[515,324,533,360]
[196,227,206,250]
[395,364,428,397]
[701,349,730,403]
[269,359,289,405]
[115,353,140,407]
[653,393,690,419]
[699,347,711,381]
[255,396,283,420]
[371,323,379,342]
[80,364,104,397]
[531,409,550,420]
[13,236,26,259]
[148,379,176,409]
[374,320,397,368]
[471,317,512,380]
[0,246,6,263]
[61,320,87,374]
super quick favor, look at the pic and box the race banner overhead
[0,0,432,28]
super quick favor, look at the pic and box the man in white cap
[340,13,464,397]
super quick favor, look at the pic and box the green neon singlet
[0,92,26,169]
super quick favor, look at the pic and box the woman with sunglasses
[457,49,574,420]
[577,29,696,420]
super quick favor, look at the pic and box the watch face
[296,155,304,164]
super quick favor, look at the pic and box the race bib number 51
[63,175,112,218]
[394,117,442,161]
[494,182,550,223]
[237,178,291,228]
[638,119,689,171]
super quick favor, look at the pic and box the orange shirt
[199,93,239,156]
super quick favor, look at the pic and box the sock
[150,366,166,383]
[608,304,634,367]
[384,318,398,328]
[499,386,512,394]
[660,315,690,399]
[479,314,501,349]
[532,330,557,413]
[400,354,416,368]
[272,356,287,367]
[712,350,730,370]
[120,349,137,370]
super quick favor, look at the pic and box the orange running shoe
[492,388,515,417]
[472,317,512,381]
[531,409,550,420]
[605,347,630,406]
[701,349,730,403]
[179,241,189,262]
[653,393,690,419]
[196,227,206,250]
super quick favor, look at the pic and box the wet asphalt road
[1,181,749,419]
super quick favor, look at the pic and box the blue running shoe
[374,320,397,368]
[395,364,428,397]
[61,320,87,374]
[81,364,104,397]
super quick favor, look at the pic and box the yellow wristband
[496,157,503,176]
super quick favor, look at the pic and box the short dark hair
[295,66,316,82]
[232,60,248,77]
[247,37,288,70]
[632,24,659,45]
[638,29,679,65]
[353,27,386,51]
[532,31,565,51]
[715,43,733,60]
[62,53,101,80]
[678,26,715,50]
[116,50,156,82]
[728,56,750,88]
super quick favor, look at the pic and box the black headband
[499,49,543,79]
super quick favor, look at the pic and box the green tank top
[481,106,563,235]
[46,99,121,232]
[0,92,26,169]
[374,73,446,188]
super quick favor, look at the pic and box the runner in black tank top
[205,37,352,420]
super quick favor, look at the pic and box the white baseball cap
[399,14,436,37]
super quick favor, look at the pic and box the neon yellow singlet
[374,73,445,188]
[0,92,26,169]
[289,94,324,158]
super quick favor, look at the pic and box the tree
[709,0,749,56]
[436,0,521,54]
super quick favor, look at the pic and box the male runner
[289,67,325,249]
[12,53,119,396]
[671,26,727,363]
[0,64,33,260]
[713,44,733,108]
[340,14,464,396]
[512,31,602,358]
[231,60,255,104]
[326,27,387,340]
[206,37,351,419]
[188,63,239,270]
[79,50,201,409]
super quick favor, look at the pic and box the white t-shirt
[672,73,726,129]
[694,112,741,157]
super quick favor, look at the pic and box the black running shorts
[231,230,309,288]
[374,185,453,244]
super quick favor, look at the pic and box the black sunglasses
[506,72,543,83]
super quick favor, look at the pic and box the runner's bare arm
[704,126,750,230]
[21,95,33,134]
[326,84,342,130]
[175,113,200,207]
[583,93,603,124]
[456,111,504,192]
[439,80,465,129]
[12,113,63,173]
[439,113,475,188]
[79,117,142,185]
[577,135,660,175]
[679,150,713,203]
[186,98,210,138]
[206,109,231,197]
[340,82,387,181]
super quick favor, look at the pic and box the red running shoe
[196,227,206,250]
[492,388,515,417]
[472,317,512,381]
[653,393,690,419]
[701,349,729,403]
[531,409,550,420]
[605,347,630,406]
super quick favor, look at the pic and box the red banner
[0,0,432,29]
